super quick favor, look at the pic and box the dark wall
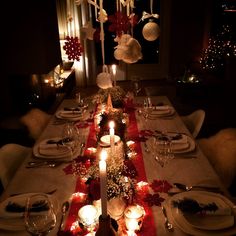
[3,0,61,75]
[1,0,62,118]
[168,0,214,77]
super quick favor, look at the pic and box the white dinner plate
[170,134,195,154]
[148,105,175,117]
[167,191,236,235]
[55,109,82,121]
[0,193,58,231]
[33,137,80,160]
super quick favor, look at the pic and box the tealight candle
[99,150,108,219]
[124,205,145,232]
[78,205,98,228]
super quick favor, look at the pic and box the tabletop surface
[0,96,232,236]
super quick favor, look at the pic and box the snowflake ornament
[63,36,83,61]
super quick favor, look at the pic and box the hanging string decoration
[63,36,83,61]
[140,0,160,42]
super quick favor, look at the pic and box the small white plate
[100,135,121,146]
[167,191,236,235]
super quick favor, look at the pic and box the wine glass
[154,135,174,168]
[24,194,56,236]
[62,122,80,158]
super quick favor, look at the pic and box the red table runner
[63,107,158,235]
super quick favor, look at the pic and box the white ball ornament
[96,72,113,89]
[142,21,160,41]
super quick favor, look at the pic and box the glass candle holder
[78,205,98,232]
[124,204,145,232]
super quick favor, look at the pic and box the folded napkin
[172,197,232,216]
[39,142,70,156]
[170,134,188,144]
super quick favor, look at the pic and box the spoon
[174,183,221,192]
[58,201,70,232]
[79,142,85,156]
[161,206,174,232]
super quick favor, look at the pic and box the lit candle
[124,205,145,232]
[111,64,117,86]
[99,150,108,218]
[109,121,115,154]
[78,205,98,227]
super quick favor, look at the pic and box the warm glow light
[78,205,98,226]
[100,149,107,161]
[137,181,148,188]
[111,64,117,75]
[109,120,115,129]
[124,205,145,232]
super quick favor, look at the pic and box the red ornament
[63,36,83,61]
[143,193,165,207]
[108,12,131,36]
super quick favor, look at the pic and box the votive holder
[124,204,145,232]
[78,205,99,232]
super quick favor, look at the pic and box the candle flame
[111,64,116,74]
[109,120,115,129]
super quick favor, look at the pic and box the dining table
[0,95,235,236]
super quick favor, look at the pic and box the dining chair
[0,143,31,189]
[197,128,236,189]
[20,108,52,140]
[180,109,205,138]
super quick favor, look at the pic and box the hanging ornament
[142,20,160,41]
[108,12,131,37]
[63,36,83,61]
[114,34,142,63]
[81,21,96,40]
[96,65,113,89]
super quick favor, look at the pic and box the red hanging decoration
[108,12,131,36]
[63,36,83,61]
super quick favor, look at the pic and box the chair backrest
[20,108,51,140]
[0,143,31,189]
[197,128,236,188]
[181,109,205,138]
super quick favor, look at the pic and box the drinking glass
[62,122,80,157]
[24,194,56,236]
[154,137,174,167]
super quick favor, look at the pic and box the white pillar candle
[99,150,108,218]
[111,64,117,86]
[109,121,115,154]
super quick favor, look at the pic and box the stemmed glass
[24,194,56,236]
[153,135,174,168]
[62,122,80,159]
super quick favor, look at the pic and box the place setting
[0,193,58,233]
[31,123,81,166]
[140,98,176,120]
[165,190,236,235]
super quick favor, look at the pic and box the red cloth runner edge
[64,108,157,235]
